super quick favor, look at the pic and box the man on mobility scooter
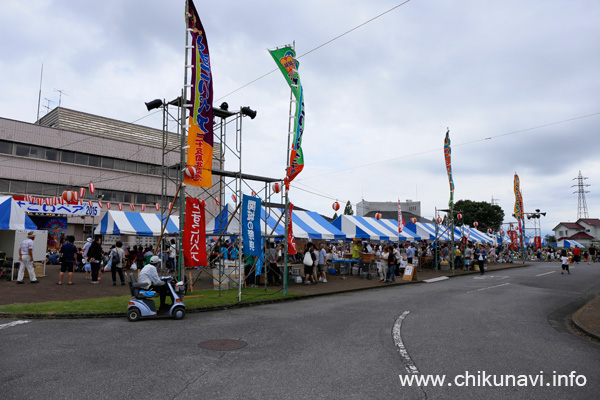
[127,255,185,321]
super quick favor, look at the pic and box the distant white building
[552,218,600,247]
[356,199,421,217]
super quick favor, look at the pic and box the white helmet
[150,255,161,264]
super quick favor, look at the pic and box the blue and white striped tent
[206,204,346,240]
[0,196,37,230]
[333,216,420,242]
[94,210,179,236]
[456,226,494,244]
[406,222,457,241]
[551,239,583,248]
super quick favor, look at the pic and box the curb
[571,299,600,342]
[0,263,531,319]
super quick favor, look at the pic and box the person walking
[16,231,39,284]
[318,243,328,283]
[475,245,487,275]
[267,242,280,285]
[406,243,415,265]
[57,235,77,285]
[560,250,571,274]
[88,236,103,284]
[110,240,126,286]
[303,243,317,285]
[385,246,397,283]
[168,239,177,272]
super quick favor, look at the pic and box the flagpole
[283,41,295,296]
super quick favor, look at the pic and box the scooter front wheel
[173,306,185,320]
[127,307,141,322]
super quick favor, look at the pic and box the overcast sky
[1,0,599,236]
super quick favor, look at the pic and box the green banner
[269,46,301,100]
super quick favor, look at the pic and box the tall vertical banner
[397,200,405,233]
[185,0,213,187]
[269,46,305,186]
[288,203,297,255]
[183,197,206,267]
[513,173,523,220]
[444,129,454,207]
[242,195,262,256]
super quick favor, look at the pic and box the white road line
[393,311,419,375]
[536,271,556,277]
[0,320,30,330]
[424,276,449,283]
[467,282,510,294]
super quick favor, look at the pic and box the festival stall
[0,196,48,280]
[406,222,457,242]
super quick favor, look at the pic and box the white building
[552,218,600,247]
[356,199,421,217]
[0,107,221,245]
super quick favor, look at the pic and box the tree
[545,234,556,244]
[344,201,354,216]
[332,212,339,220]
[453,200,504,232]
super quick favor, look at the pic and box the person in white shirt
[138,256,171,311]
[17,231,39,284]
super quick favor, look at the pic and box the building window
[61,150,75,163]
[0,179,9,192]
[0,140,13,154]
[89,155,101,167]
[45,148,59,161]
[113,159,126,171]
[10,180,26,194]
[74,153,89,165]
[15,144,29,157]
[29,145,45,159]
[101,157,114,169]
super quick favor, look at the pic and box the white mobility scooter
[127,272,186,321]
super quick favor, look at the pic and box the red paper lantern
[251,191,257,197]
[141,204,146,212]
[88,201,93,207]
[184,166,197,179]
[272,182,280,194]
[410,217,417,224]
[231,194,237,203]
[106,202,111,210]
[436,217,442,224]
[332,201,340,211]
[155,203,160,211]
[488,228,492,234]
[214,197,220,206]
[88,183,95,194]
[130,203,135,211]
[473,221,479,228]
[62,191,74,202]
[98,201,103,208]
[375,213,382,220]
[118,203,123,211]
[79,188,86,198]
[457,213,463,220]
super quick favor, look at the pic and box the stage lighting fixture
[145,99,163,111]
[220,102,229,111]
[241,106,257,119]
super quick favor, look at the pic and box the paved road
[1,262,599,399]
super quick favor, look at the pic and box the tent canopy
[333,215,420,242]
[95,210,179,236]
[406,222,456,241]
[206,204,346,240]
[550,239,584,248]
[0,196,37,230]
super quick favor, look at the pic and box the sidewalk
[1,262,599,342]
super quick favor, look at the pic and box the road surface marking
[393,311,419,375]
[424,277,449,283]
[0,320,30,330]
[536,271,556,277]
[467,282,510,294]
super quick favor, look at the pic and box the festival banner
[513,173,523,220]
[288,203,297,255]
[269,46,305,186]
[444,129,454,207]
[534,236,542,250]
[508,230,519,250]
[397,200,405,233]
[183,197,206,267]
[242,194,262,256]
[184,0,213,187]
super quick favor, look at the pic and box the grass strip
[0,287,298,315]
